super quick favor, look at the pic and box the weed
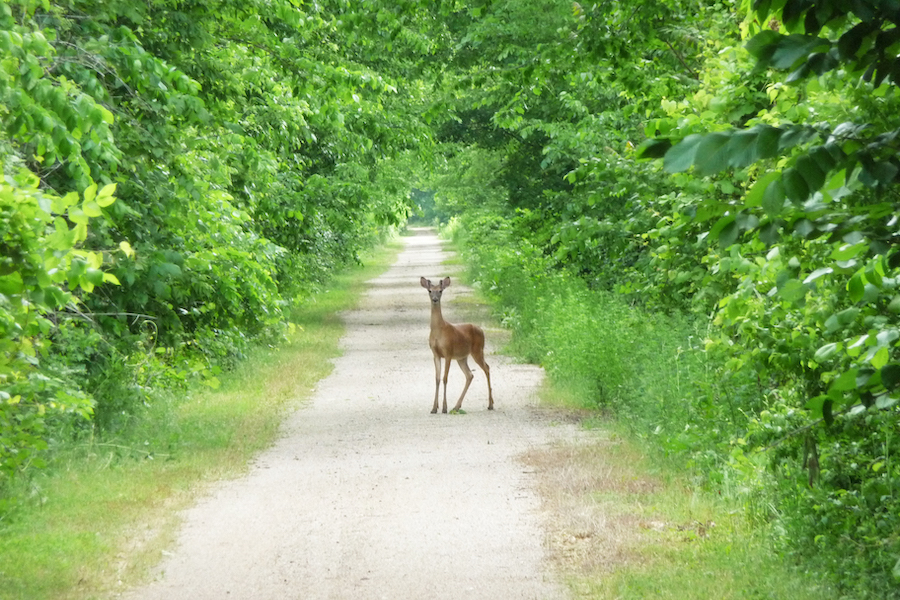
[523,414,840,600]
[449,218,842,598]
[0,240,402,600]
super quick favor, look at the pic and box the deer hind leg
[450,358,475,413]
[431,354,442,414]
[470,335,494,410]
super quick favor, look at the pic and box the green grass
[528,384,838,600]
[0,239,402,600]
[442,226,838,599]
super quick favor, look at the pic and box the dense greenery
[418,0,899,597]
[3,0,898,596]
[1,0,431,492]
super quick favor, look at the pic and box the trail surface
[124,228,567,600]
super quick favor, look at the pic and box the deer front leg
[431,354,441,414]
[432,355,443,414]
[442,356,453,413]
[450,358,475,413]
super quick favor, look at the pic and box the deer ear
[441,277,451,289]
[420,277,430,288]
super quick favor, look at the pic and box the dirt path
[124,228,568,600]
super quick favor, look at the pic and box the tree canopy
[2,0,899,595]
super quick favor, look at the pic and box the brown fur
[420,277,494,413]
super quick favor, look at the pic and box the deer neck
[430,300,445,331]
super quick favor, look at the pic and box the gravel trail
[124,227,567,600]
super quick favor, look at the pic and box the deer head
[420,276,450,304]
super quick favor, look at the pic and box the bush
[451,208,900,597]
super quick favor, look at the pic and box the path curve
[124,228,567,600]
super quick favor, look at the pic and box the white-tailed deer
[420,276,494,414]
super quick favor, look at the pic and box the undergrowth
[444,215,856,598]
[523,411,839,599]
[0,238,402,600]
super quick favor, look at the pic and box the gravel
[123,228,568,600]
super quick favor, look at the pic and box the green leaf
[806,394,827,418]
[156,262,182,277]
[782,0,807,30]
[636,138,671,159]
[770,35,828,70]
[863,283,880,303]
[823,398,834,426]
[881,363,900,389]
[85,268,104,286]
[803,267,832,284]
[777,126,816,151]
[758,220,781,245]
[746,30,780,61]
[876,394,898,409]
[83,200,102,217]
[723,129,759,168]
[694,132,732,176]
[68,258,87,282]
[847,334,869,357]
[871,346,890,370]
[814,342,841,362]
[96,195,116,208]
[838,22,871,60]
[83,183,97,203]
[0,273,25,295]
[860,160,899,187]
[829,369,859,393]
[755,125,782,159]
[718,219,740,248]
[778,278,807,303]
[709,215,736,245]
[753,0,773,24]
[96,183,117,207]
[830,242,867,261]
[761,177,786,216]
[796,154,826,192]
[782,167,809,203]
[876,330,899,347]
[809,145,839,173]
[848,272,865,302]
[52,192,80,213]
[889,295,900,314]
[664,134,704,173]
[745,172,777,208]
[794,219,815,238]
[67,206,89,225]
[834,307,860,328]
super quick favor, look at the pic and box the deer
[420,277,494,414]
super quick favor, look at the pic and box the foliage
[4,0,899,594]
[0,166,115,483]
[449,210,734,454]
[1,0,426,489]
[428,0,900,596]
[637,2,900,592]
[0,242,399,599]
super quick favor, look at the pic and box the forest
[1,0,898,597]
